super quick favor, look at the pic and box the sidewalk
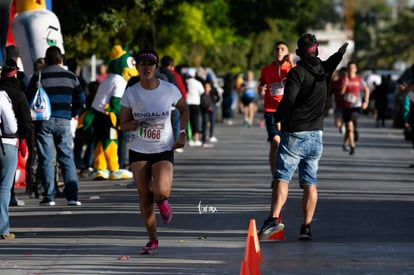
[1,113,414,275]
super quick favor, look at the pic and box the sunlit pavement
[2,113,414,274]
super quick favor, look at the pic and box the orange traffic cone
[14,139,28,188]
[240,219,261,275]
[268,215,285,240]
[241,236,261,275]
[247,219,262,261]
[240,260,249,274]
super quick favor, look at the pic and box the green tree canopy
[353,1,414,70]
[53,0,342,74]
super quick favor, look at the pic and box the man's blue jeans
[118,130,130,169]
[0,143,18,234]
[35,118,79,201]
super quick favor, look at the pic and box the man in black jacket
[0,60,33,207]
[258,33,348,241]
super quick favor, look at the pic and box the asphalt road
[1,113,414,275]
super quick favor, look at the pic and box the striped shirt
[26,65,86,120]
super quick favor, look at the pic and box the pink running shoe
[157,200,173,224]
[139,240,159,255]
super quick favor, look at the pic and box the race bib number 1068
[138,127,162,141]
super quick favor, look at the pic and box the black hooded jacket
[274,51,344,132]
[0,83,32,139]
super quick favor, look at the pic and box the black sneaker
[258,217,284,240]
[349,147,355,155]
[299,224,312,240]
[39,198,56,206]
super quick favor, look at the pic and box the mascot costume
[12,0,64,78]
[82,45,138,180]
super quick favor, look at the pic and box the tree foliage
[53,0,341,74]
[353,1,414,70]
[375,8,414,68]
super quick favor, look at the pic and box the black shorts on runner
[129,150,174,165]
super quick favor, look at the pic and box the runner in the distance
[258,41,294,176]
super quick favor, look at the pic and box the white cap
[187,68,196,77]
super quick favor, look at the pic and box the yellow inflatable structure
[12,0,64,77]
